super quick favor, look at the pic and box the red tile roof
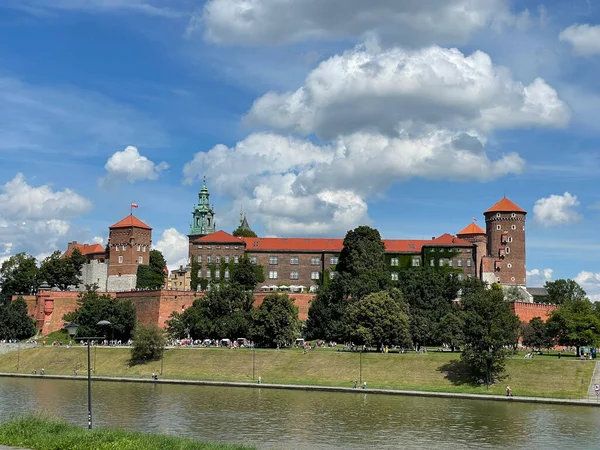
[457,223,486,235]
[63,243,105,257]
[194,230,244,244]
[485,197,526,214]
[109,214,152,230]
[426,233,474,247]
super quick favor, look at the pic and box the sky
[0,0,599,299]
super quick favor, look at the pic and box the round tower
[484,197,527,286]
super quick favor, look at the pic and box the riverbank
[0,347,593,399]
[0,416,253,450]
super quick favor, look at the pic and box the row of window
[429,248,470,253]
[496,224,524,231]
[390,257,420,267]
[197,244,240,250]
[197,255,242,264]
[267,271,335,280]
[198,269,230,279]
[429,258,472,267]
[117,256,144,264]
[115,244,147,252]
[269,256,339,266]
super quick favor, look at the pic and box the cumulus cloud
[101,146,169,184]
[0,173,92,256]
[533,192,582,227]
[247,44,570,139]
[197,0,513,46]
[154,228,189,272]
[526,268,553,286]
[559,24,600,56]
[92,236,105,246]
[575,271,600,302]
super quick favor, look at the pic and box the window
[329,271,337,280]
[225,245,230,249]
[207,255,212,264]
[250,256,257,264]
[439,259,444,266]
[197,255,202,263]
[496,213,501,218]
[508,237,513,243]
[234,245,239,249]
[290,256,299,265]
[216,256,221,264]
[122,244,126,251]
[496,277,501,282]
[234,256,239,264]
[330,256,339,265]
[224,270,230,279]
[253,242,259,247]
[269,271,278,279]
[506,247,511,254]
[207,245,212,249]
[457,259,462,267]
[511,277,515,281]
[225,255,230,263]
[197,270,201,277]
[412,258,420,267]
[507,263,512,268]
[511,213,516,218]
[206,270,211,279]
[143,246,147,252]
[457,273,463,281]
[391,272,399,281]
[311,256,320,265]
[448,259,453,267]
[216,245,220,249]
[269,256,278,265]
[290,271,299,280]
[496,225,501,230]
[391,257,399,266]
[198,245,203,249]
[116,246,119,252]
[137,244,141,251]
[430,259,435,267]
[138,256,143,264]
[467,258,472,267]
[511,225,516,230]
[118,256,123,263]
[311,271,320,280]
[215,269,220,278]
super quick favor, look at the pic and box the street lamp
[65,321,111,430]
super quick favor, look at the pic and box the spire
[190,177,216,236]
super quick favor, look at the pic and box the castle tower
[106,214,152,292]
[484,197,527,286]
[189,177,216,238]
[456,222,487,278]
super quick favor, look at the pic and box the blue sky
[0,0,599,297]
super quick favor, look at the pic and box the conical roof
[457,223,486,235]
[485,197,526,214]
[109,214,152,230]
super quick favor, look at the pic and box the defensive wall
[14,292,553,337]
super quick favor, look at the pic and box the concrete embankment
[1,372,599,408]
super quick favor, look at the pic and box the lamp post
[65,321,111,430]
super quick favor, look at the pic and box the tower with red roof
[483,197,527,286]
[456,222,487,278]
[106,214,152,292]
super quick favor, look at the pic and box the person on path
[362,381,367,389]
[506,385,512,397]
[353,380,357,389]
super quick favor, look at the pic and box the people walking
[506,385,512,397]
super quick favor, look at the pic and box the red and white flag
[472,217,477,222]
[131,203,139,209]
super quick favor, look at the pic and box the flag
[131,203,139,208]
[472,217,477,222]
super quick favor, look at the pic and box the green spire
[190,176,216,236]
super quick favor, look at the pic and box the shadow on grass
[438,359,479,386]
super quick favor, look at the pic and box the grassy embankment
[0,345,593,399]
[0,416,253,450]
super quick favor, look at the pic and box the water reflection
[1,378,599,449]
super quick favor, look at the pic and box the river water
[1,378,599,449]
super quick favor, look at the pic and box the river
[1,378,599,449]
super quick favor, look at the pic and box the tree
[232,255,264,290]
[232,228,257,237]
[521,317,553,351]
[0,297,36,340]
[545,279,587,305]
[344,290,411,351]
[250,294,300,348]
[190,259,200,292]
[130,324,166,364]
[461,287,520,385]
[70,248,86,277]
[63,287,137,341]
[305,285,347,340]
[435,311,464,351]
[39,251,80,291]
[546,297,600,356]
[0,253,39,301]
[504,285,528,303]
[136,249,167,290]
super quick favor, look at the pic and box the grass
[0,416,253,450]
[0,346,594,399]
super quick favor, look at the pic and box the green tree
[344,290,411,351]
[521,317,553,351]
[435,311,465,351]
[232,228,257,237]
[39,251,80,291]
[0,253,39,301]
[461,287,520,385]
[136,249,167,290]
[250,294,300,348]
[545,279,587,305]
[190,259,200,292]
[130,324,166,364]
[305,285,347,340]
[546,297,600,355]
[63,287,137,341]
[70,248,86,277]
[0,297,36,340]
[232,255,265,290]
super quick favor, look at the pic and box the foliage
[521,317,553,350]
[63,287,137,341]
[460,287,520,385]
[546,297,600,355]
[130,324,166,364]
[190,259,200,292]
[0,416,253,450]
[344,290,411,350]
[435,311,465,351]
[69,248,86,276]
[0,253,39,301]
[232,227,257,237]
[250,294,300,348]
[136,249,167,290]
[305,284,347,340]
[503,285,528,303]
[39,251,80,291]
[544,279,588,305]
[0,297,36,340]
[232,255,265,290]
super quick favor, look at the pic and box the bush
[130,324,166,365]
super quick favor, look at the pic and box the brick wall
[108,227,152,277]
[252,292,315,321]
[114,290,197,328]
[485,211,527,285]
[511,301,556,323]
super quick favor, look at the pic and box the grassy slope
[0,416,253,450]
[0,347,593,399]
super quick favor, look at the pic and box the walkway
[587,361,600,401]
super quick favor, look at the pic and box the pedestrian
[41,368,45,375]
[506,385,512,397]
[362,381,367,389]
[353,380,357,389]
[258,376,262,385]
[558,352,561,359]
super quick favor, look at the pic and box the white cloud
[198,0,514,46]
[559,24,600,56]
[154,228,189,272]
[6,0,184,18]
[533,192,582,227]
[574,271,600,303]
[101,146,169,184]
[92,236,105,246]
[527,268,553,286]
[0,173,92,256]
[246,44,570,140]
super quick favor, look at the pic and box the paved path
[0,344,36,356]
[0,446,31,449]
[586,361,600,401]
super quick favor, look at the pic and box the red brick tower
[106,214,152,292]
[484,197,527,286]
[456,222,487,278]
